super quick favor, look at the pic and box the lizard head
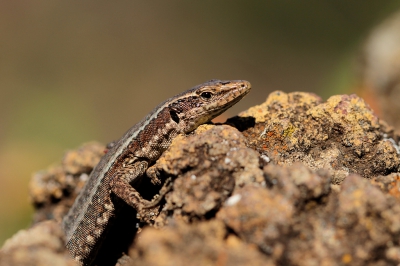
[168,79,251,133]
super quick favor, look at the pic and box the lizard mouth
[200,82,251,121]
[213,83,251,111]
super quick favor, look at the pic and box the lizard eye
[200,92,213,100]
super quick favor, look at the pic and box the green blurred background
[1,1,399,245]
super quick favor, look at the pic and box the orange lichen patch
[342,253,352,264]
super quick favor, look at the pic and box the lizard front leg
[109,160,151,210]
[143,165,173,209]
[146,164,162,185]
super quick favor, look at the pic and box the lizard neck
[127,106,180,162]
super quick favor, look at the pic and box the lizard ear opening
[169,109,180,124]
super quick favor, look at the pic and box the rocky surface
[1,91,400,266]
[236,91,399,184]
[0,221,75,266]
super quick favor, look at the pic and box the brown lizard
[62,80,251,265]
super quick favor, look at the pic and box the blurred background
[1,0,400,245]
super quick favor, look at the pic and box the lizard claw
[143,177,173,209]
[136,203,159,222]
[146,166,162,185]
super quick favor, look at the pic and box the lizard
[62,79,251,265]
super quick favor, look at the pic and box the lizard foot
[143,177,173,209]
[136,204,160,223]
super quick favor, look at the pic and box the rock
[238,91,400,184]
[0,221,75,266]
[2,91,400,265]
[129,220,271,266]
[149,125,264,226]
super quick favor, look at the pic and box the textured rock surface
[2,91,400,266]
[237,91,400,183]
[149,125,265,226]
[0,221,75,266]
[130,220,271,266]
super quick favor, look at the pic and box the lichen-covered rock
[3,90,400,266]
[239,91,400,183]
